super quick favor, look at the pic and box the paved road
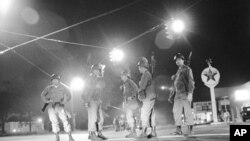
[0,124,230,141]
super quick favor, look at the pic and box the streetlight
[0,0,12,15]
[171,19,185,33]
[160,85,168,91]
[36,117,43,123]
[71,77,85,91]
[70,77,85,130]
[109,48,124,62]
[165,19,185,39]
[235,90,250,101]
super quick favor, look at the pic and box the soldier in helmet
[137,57,157,138]
[171,53,195,136]
[41,74,74,141]
[120,70,139,138]
[81,64,107,141]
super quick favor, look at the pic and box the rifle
[168,89,175,103]
[185,52,192,66]
[41,103,49,112]
[150,52,156,77]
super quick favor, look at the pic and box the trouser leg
[97,103,104,131]
[126,109,135,130]
[140,100,155,138]
[141,100,155,128]
[150,108,157,137]
[48,107,60,133]
[57,106,72,133]
[88,101,98,132]
[183,100,194,126]
[173,100,184,126]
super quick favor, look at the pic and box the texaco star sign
[201,66,220,88]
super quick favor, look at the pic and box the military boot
[90,132,103,141]
[55,133,60,141]
[97,131,108,140]
[137,127,147,138]
[125,128,137,138]
[68,132,75,141]
[171,126,183,135]
[148,126,157,138]
[186,125,194,136]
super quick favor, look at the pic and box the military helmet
[174,53,185,61]
[120,70,130,78]
[50,74,61,81]
[91,64,101,71]
[137,57,149,68]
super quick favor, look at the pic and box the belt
[127,96,136,100]
[52,102,64,108]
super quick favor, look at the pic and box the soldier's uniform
[137,57,157,138]
[41,74,74,141]
[172,53,195,135]
[120,71,139,138]
[82,64,107,141]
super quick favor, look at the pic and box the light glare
[0,0,12,15]
[71,77,85,91]
[109,48,124,62]
[171,19,185,33]
[235,90,250,101]
[37,117,43,123]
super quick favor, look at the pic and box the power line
[0,0,143,54]
[0,29,108,50]
[99,0,204,62]
[0,42,51,77]
[114,0,204,51]
[0,42,70,89]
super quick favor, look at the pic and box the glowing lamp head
[109,48,124,62]
[37,117,43,123]
[0,0,12,15]
[235,90,250,101]
[71,77,85,91]
[171,19,185,33]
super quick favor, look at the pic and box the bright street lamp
[109,48,124,62]
[235,90,250,101]
[70,77,85,91]
[160,85,168,91]
[171,19,185,33]
[0,0,12,15]
[37,117,43,123]
[165,18,185,40]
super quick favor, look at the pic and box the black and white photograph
[1,0,250,140]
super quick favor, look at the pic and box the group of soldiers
[40,52,195,141]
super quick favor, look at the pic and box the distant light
[71,77,85,91]
[0,0,12,15]
[109,48,124,62]
[171,19,185,33]
[120,114,125,118]
[235,90,250,101]
[37,117,43,123]
[12,129,17,133]
[160,85,168,90]
[169,87,174,91]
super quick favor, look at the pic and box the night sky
[0,0,250,126]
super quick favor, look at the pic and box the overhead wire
[0,41,71,89]
[0,29,108,50]
[0,0,143,54]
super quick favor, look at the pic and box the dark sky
[28,0,250,87]
[0,0,250,125]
